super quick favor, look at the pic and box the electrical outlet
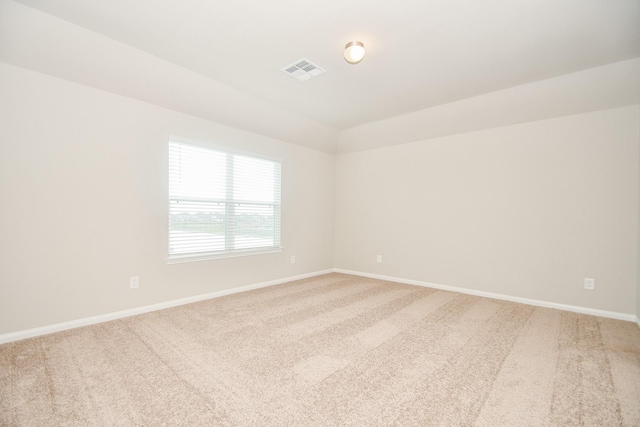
[130,276,139,289]
[584,278,595,290]
[376,255,382,263]
[291,256,296,264]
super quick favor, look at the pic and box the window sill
[166,247,283,264]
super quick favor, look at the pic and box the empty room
[1,0,640,425]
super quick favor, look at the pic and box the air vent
[281,58,326,82]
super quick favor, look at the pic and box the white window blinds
[168,141,281,260]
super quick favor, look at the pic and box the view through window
[168,140,281,260]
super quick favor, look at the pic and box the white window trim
[166,247,282,264]
[167,137,282,263]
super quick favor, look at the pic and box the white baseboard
[0,269,334,345]
[334,268,638,324]
[2,268,637,344]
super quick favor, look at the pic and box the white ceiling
[2,0,640,152]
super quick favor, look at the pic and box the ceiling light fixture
[344,41,365,64]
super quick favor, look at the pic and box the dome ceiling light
[344,41,365,64]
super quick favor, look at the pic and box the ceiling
[2,0,640,152]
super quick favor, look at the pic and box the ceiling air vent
[281,58,326,82]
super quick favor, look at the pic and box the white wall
[335,106,640,315]
[0,0,339,153]
[637,100,640,325]
[1,59,638,337]
[0,63,335,335]
[338,58,640,154]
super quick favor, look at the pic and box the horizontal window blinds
[168,141,281,260]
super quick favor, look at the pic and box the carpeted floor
[1,273,639,426]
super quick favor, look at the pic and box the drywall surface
[335,106,640,314]
[0,63,335,334]
[0,1,339,153]
[338,58,640,154]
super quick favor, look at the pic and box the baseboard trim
[0,269,334,345]
[334,268,638,323]
[2,268,637,344]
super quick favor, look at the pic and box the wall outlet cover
[584,278,595,290]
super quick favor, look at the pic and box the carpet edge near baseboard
[2,268,637,344]
[0,269,334,345]
[334,268,639,325]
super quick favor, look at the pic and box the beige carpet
[1,273,640,426]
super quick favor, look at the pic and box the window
[168,140,281,261]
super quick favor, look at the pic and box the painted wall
[335,106,640,315]
[1,60,639,336]
[0,63,335,335]
[0,0,339,154]
[338,58,640,154]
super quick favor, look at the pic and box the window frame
[167,136,282,264]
